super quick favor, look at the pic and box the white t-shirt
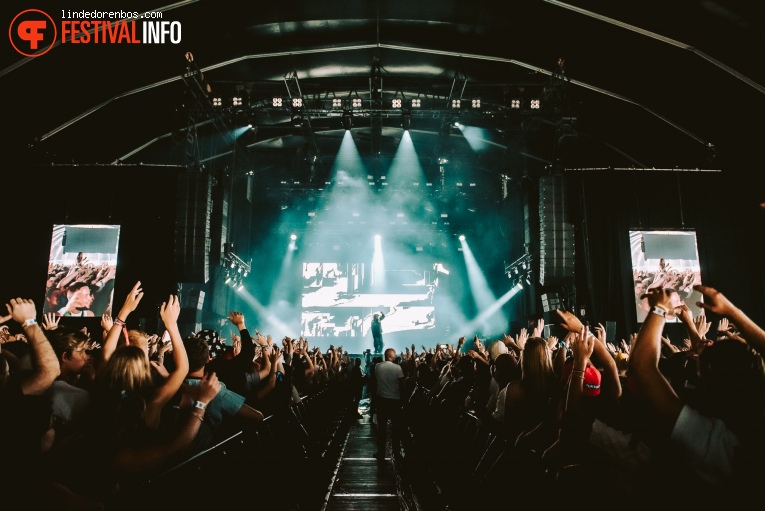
[670,404,741,484]
[375,361,404,400]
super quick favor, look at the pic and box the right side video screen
[629,230,703,323]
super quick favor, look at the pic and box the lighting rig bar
[223,244,251,289]
[505,252,534,287]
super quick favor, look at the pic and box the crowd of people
[3,276,765,507]
[1,280,357,509]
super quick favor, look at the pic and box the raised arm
[228,311,254,366]
[101,281,143,366]
[627,288,683,435]
[151,294,188,408]
[695,284,765,356]
[7,298,60,395]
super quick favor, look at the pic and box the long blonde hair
[519,337,556,396]
[97,345,154,398]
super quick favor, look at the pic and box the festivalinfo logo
[9,8,182,57]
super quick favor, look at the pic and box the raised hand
[42,312,60,331]
[120,281,144,318]
[531,318,544,338]
[546,336,558,351]
[593,323,607,345]
[101,314,114,333]
[228,311,245,329]
[556,309,584,333]
[515,328,528,351]
[7,298,37,325]
[694,285,738,318]
[694,314,711,338]
[718,317,730,334]
[571,326,594,368]
[198,371,222,403]
[159,294,181,326]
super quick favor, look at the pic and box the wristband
[193,400,207,410]
[650,306,667,317]
[23,318,38,327]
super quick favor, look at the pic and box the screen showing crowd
[629,230,703,324]
[43,224,121,318]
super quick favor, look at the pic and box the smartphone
[159,330,170,344]
[439,344,448,349]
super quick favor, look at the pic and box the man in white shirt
[373,348,405,461]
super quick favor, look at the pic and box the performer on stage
[371,311,386,354]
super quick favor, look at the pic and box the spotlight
[232,96,242,107]
[411,98,421,108]
[471,99,481,108]
[342,110,353,130]
[530,99,541,109]
[243,270,249,278]
[525,275,532,286]
[292,97,303,108]
[212,97,222,107]
[272,97,282,107]
[511,99,521,109]
[352,98,362,108]
[458,234,465,241]
[237,283,244,291]
[374,234,381,241]
[451,99,461,108]
[391,98,402,108]
[332,98,343,108]
[290,233,297,241]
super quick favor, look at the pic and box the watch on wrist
[193,400,207,410]
[650,306,667,317]
[23,318,38,327]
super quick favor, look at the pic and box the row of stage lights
[212,95,541,111]
[505,252,534,288]
[223,244,251,291]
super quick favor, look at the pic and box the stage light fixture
[458,234,466,241]
[511,99,521,109]
[272,97,282,107]
[232,96,242,106]
[391,98,402,108]
[290,233,297,241]
[451,99,461,108]
[411,98,421,108]
[530,99,540,109]
[332,98,342,108]
[292,97,303,108]
[212,97,222,107]
[352,98,362,108]
[471,99,481,108]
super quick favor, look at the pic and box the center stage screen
[301,262,439,341]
